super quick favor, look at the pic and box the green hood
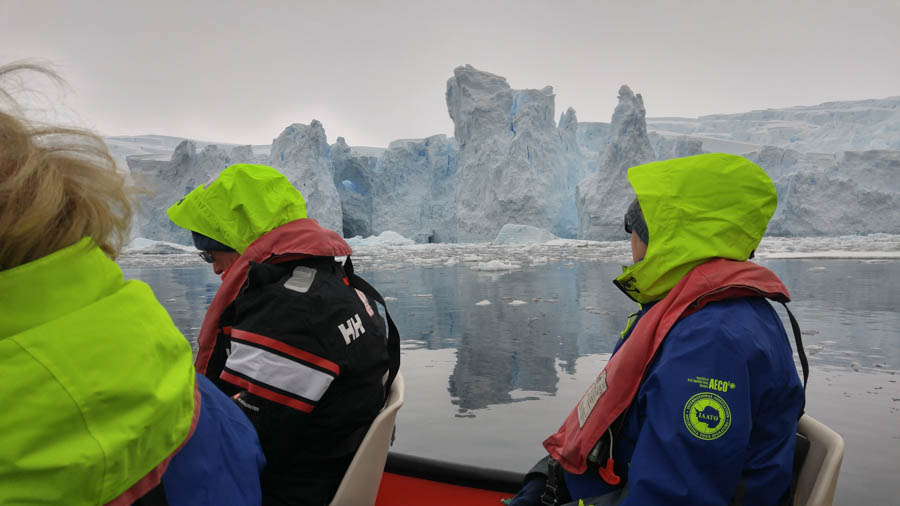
[614,153,777,305]
[0,238,196,504]
[167,164,307,253]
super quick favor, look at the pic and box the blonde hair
[0,63,134,270]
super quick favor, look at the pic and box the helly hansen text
[338,314,366,344]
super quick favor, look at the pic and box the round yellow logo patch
[683,392,732,440]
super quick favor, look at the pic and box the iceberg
[492,224,559,246]
[345,230,416,248]
[123,238,196,255]
[471,260,521,271]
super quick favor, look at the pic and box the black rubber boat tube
[384,452,526,493]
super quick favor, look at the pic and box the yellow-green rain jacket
[0,238,197,505]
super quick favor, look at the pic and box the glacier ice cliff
[371,135,460,243]
[650,133,704,161]
[646,96,900,153]
[130,140,235,245]
[745,148,900,236]
[447,65,574,241]
[559,108,594,211]
[270,121,343,236]
[331,137,376,238]
[576,85,655,240]
[116,68,900,246]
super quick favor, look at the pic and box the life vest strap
[539,458,566,506]
[343,256,401,400]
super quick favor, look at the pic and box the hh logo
[338,313,366,345]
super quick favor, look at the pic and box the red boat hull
[374,453,523,505]
[375,472,511,505]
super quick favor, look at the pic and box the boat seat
[329,372,405,506]
[794,414,845,506]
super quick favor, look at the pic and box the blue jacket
[161,374,267,505]
[564,297,804,505]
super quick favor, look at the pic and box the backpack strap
[781,303,809,416]
[344,256,401,397]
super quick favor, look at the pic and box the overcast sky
[2,0,898,147]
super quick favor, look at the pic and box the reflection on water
[122,258,900,505]
[382,263,634,412]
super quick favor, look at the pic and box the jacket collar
[0,237,121,339]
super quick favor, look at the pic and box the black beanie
[191,231,235,252]
[624,198,649,245]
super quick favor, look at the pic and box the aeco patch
[687,375,736,393]
[683,392,732,440]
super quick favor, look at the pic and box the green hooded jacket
[614,153,777,305]
[0,238,197,505]
[166,164,307,253]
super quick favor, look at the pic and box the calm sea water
[122,258,900,505]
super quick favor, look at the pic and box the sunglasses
[624,214,633,235]
[198,251,215,263]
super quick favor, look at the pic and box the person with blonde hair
[0,63,265,505]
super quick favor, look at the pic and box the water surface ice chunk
[471,260,521,271]
[116,234,900,269]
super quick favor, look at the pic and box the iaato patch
[683,392,732,440]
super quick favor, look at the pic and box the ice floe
[117,233,900,270]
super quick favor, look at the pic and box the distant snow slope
[645,96,900,153]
